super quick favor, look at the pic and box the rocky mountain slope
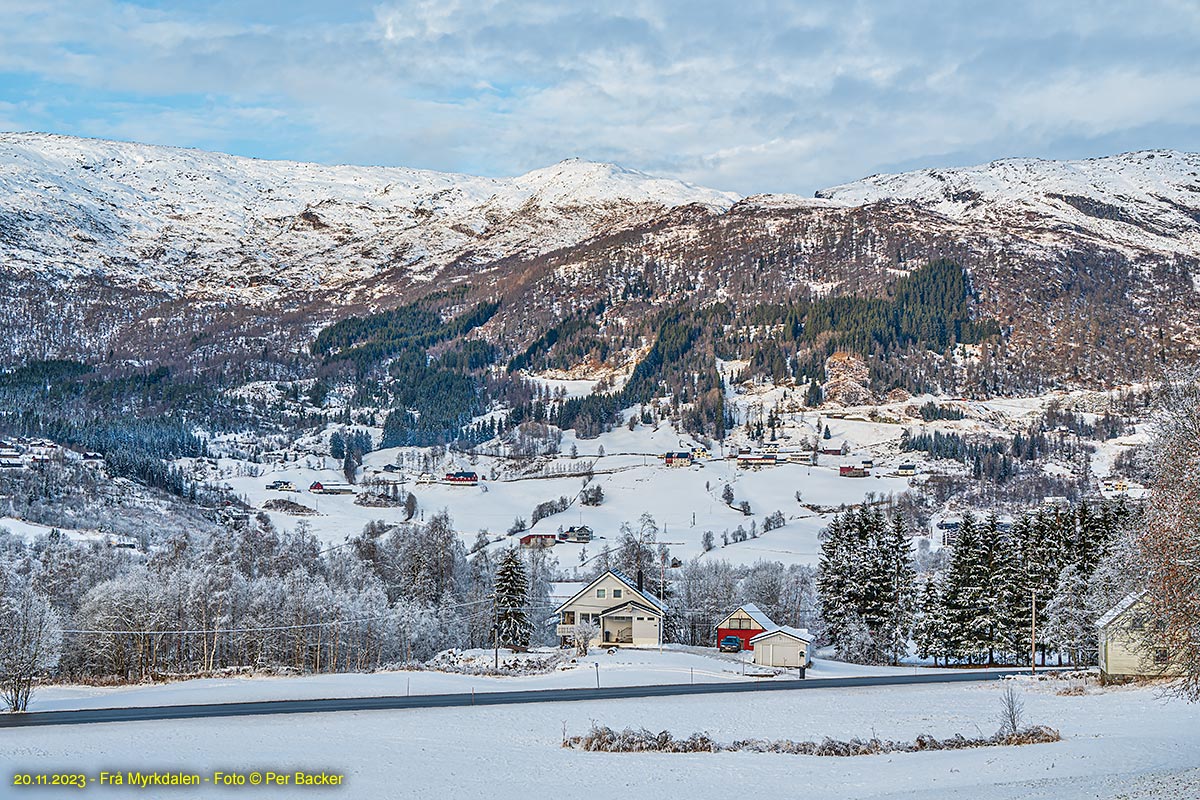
[2,134,1199,391]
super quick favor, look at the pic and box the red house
[519,532,557,549]
[715,603,777,650]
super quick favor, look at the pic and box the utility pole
[492,592,499,670]
[1030,589,1037,676]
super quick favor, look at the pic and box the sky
[1,0,1198,195]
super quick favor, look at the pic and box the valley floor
[3,677,1194,799]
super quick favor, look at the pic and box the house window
[562,611,575,625]
[597,589,606,599]
[1155,649,1170,666]
[612,589,622,599]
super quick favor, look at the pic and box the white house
[1097,592,1183,683]
[750,626,812,668]
[553,569,666,648]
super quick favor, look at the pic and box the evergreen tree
[494,549,531,649]
[942,512,988,663]
[1043,564,1095,666]
[877,513,916,664]
[913,575,950,666]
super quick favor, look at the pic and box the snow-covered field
[5,679,1195,799]
[25,650,960,713]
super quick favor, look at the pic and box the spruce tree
[877,513,916,665]
[494,549,531,649]
[942,512,987,663]
[913,574,950,666]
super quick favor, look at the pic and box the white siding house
[1097,592,1183,683]
[750,627,812,668]
[553,570,666,648]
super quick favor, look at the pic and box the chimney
[637,570,644,592]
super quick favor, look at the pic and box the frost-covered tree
[1043,564,1095,666]
[494,549,531,650]
[571,620,599,656]
[0,581,62,711]
[1136,369,1200,698]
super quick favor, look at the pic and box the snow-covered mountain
[3,134,1200,389]
[815,150,1200,259]
[0,132,737,302]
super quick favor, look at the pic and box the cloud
[0,0,1197,193]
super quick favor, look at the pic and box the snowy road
[1,669,1033,728]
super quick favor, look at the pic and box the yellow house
[1096,592,1184,683]
[554,570,666,648]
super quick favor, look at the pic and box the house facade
[553,570,665,648]
[715,603,776,650]
[1097,592,1184,683]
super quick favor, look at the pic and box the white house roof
[1095,591,1145,629]
[750,626,813,644]
[716,603,776,630]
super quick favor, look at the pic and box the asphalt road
[0,669,1038,728]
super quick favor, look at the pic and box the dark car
[718,635,743,653]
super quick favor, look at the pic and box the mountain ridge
[2,133,1200,395]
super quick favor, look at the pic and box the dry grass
[564,724,1062,756]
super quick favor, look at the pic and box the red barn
[519,532,557,549]
[715,603,777,651]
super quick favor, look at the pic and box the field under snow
[25,649,960,713]
[5,678,1195,799]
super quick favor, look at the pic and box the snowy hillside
[0,133,737,302]
[816,150,1200,258]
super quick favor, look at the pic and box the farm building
[690,446,710,460]
[786,450,817,465]
[553,569,665,648]
[750,627,812,668]
[309,481,354,495]
[820,440,849,456]
[715,603,776,650]
[737,453,777,468]
[897,463,917,476]
[444,471,479,485]
[558,525,593,543]
[663,452,692,467]
[839,465,869,477]
[519,532,557,549]
[1097,592,1184,683]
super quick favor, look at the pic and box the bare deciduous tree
[0,583,62,712]
[1138,368,1200,700]
[997,684,1025,737]
[571,620,600,656]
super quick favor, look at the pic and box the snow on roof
[717,603,776,630]
[1095,591,1145,629]
[750,625,813,644]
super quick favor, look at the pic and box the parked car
[718,635,743,653]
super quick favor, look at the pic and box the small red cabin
[715,603,777,651]
[839,465,868,477]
